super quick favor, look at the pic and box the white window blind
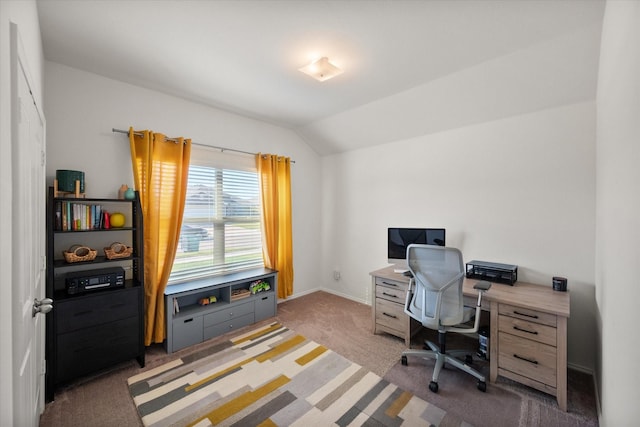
[168,147,263,284]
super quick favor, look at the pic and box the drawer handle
[110,303,126,309]
[382,292,399,298]
[261,296,268,300]
[513,325,538,335]
[382,312,398,319]
[184,318,194,323]
[514,354,538,365]
[513,310,539,319]
[381,281,398,287]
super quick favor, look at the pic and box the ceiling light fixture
[298,57,343,82]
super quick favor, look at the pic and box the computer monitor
[387,227,446,269]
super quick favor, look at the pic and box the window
[169,147,263,284]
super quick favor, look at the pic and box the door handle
[32,297,53,317]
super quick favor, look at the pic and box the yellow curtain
[256,153,294,299]
[129,127,191,345]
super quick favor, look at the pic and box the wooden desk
[370,265,570,411]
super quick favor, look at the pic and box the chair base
[401,339,487,393]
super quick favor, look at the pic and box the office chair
[401,244,491,393]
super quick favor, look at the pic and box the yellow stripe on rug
[386,390,413,417]
[231,323,284,345]
[190,374,290,426]
[295,345,327,366]
[254,334,306,362]
[256,419,278,427]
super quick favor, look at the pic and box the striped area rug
[128,322,461,427]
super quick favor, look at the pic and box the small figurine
[124,187,136,200]
[250,280,271,294]
[198,296,217,305]
[118,184,128,200]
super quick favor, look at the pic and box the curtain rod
[111,128,295,163]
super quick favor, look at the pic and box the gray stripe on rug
[148,389,224,427]
[315,366,370,411]
[235,325,290,351]
[229,390,299,427]
[282,350,353,398]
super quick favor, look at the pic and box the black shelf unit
[45,187,145,401]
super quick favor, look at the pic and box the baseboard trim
[320,288,369,305]
[276,287,323,303]
[567,362,592,375]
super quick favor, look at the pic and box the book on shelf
[54,202,113,231]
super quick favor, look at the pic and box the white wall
[301,20,602,155]
[322,101,596,371]
[43,62,323,298]
[596,1,640,424]
[0,0,44,423]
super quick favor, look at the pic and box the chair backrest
[404,244,465,329]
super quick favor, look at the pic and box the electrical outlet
[333,270,341,281]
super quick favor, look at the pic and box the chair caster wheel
[477,381,487,392]
[429,381,439,393]
[401,355,408,366]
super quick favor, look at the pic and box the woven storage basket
[104,242,133,260]
[63,245,97,263]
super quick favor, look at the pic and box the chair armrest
[473,281,491,292]
[472,280,491,311]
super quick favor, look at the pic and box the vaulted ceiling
[37,0,605,155]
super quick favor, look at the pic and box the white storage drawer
[203,301,254,328]
[172,315,204,351]
[255,293,276,322]
[204,313,254,341]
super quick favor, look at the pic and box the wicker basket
[104,242,133,260]
[63,245,97,263]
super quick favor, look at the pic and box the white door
[11,23,48,426]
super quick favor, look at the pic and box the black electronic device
[465,260,517,285]
[388,227,446,269]
[552,276,568,292]
[65,266,125,295]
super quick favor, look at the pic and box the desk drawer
[375,298,405,333]
[499,304,556,327]
[499,315,556,346]
[499,332,557,387]
[376,285,405,303]
[375,277,408,293]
